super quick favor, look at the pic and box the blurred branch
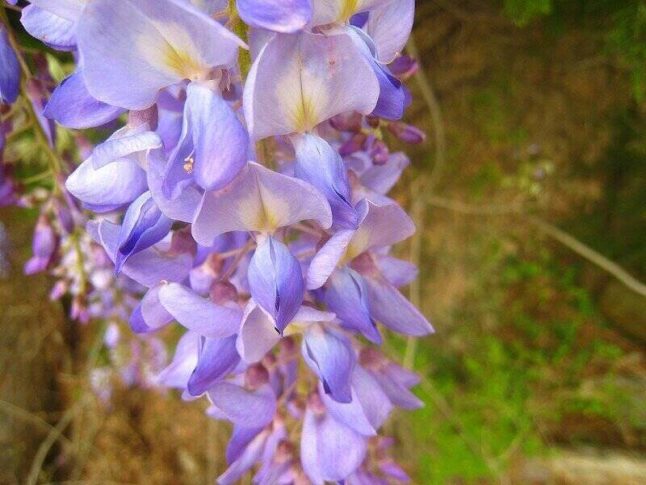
[404,35,448,369]
[407,36,447,190]
[527,216,646,298]
[0,399,73,449]
[426,196,646,298]
[26,397,88,485]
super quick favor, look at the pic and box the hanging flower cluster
[2,0,432,482]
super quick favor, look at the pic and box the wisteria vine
[1,0,432,482]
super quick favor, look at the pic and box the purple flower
[248,236,304,335]
[115,191,173,272]
[9,0,434,480]
[0,26,20,105]
[24,214,58,275]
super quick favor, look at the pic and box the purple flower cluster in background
[1,0,433,482]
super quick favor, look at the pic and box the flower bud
[387,121,426,144]
[389,55,419,79]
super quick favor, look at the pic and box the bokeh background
[2,0,645,483]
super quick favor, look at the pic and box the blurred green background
[1,0,645,483]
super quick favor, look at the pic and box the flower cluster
[2,0,433,482]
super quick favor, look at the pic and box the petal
[21,5,77,51]
[192,163,331,245]
[324,268,381,344]
[306,229,354,290]
[129,284,174,333]
[44,71,125,129]
[348,366,392,430]
[321,366,392,436]
[187,335,240,396]
[345,201,415,260]
[302,408,367,482]
[364,0,415,64]
[90,219,193,288]
[0,27,20,104]
[155,331,200,389]
[311,0,387,25]
[248,236,304,334]
[92,125,161,169]
[365,273,433,336]
[300,409,324,485]
[208,382,276,427]
[218,429,268,485]
[236,302,281,363]
[237,0,311,33]
[25,80,56,146]
[302,325,355,403]
[292,305,336,324]
[147,149,202,223]
[116,192,173,272]
[371,63,407,120]
[181,83,248,191]
[372,368,422,410]
[292,134,357,229]
[226,425,265,464]
[65,157,147,212]
[346,26,407,120]
[158,283,242,338]
[243,31,379,139]
[374,254,417,287]
[359,152,409,195]
[29,0,85,22]
[77,0,243,109]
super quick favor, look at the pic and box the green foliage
[402,235,640,482]
[607,3,646,102]
[503,0,553,26]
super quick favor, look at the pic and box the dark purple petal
[116,192,173,272]
[293,134,358,229]
[187,335,240,396]
[324,268,381,344]
[302,325,355,403]
[247,236,304,334]
[44,71,124,128]
[0,26,20,104]
[24,215,58,275]
[218,428,269,485]
[90,219,192,288]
